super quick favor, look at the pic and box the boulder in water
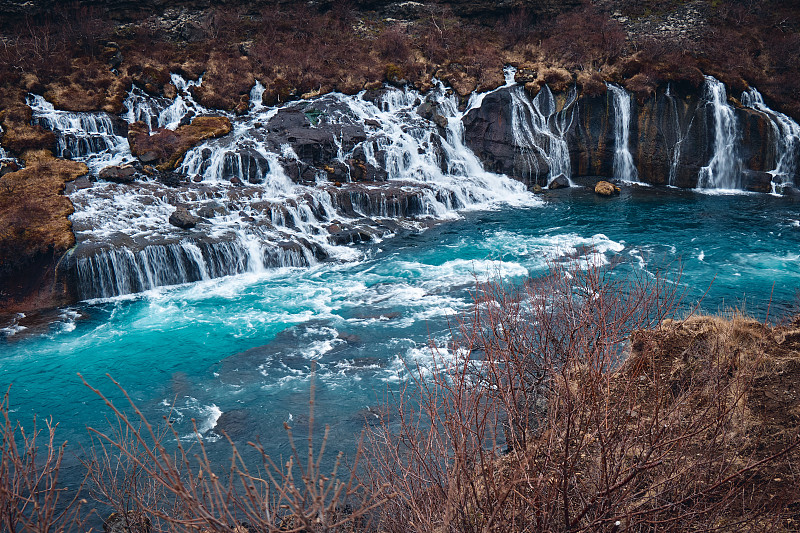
[782,185,800,198]
[416,99,449,129]
[214,409,251,439]
[168,206,197,229]
[742,170,773,193]
[548,174,570,189]
[595,180,620,196]
[98,164,137,184]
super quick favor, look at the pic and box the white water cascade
[741,87,800,191]
[508,83,577,186]
[697,76,741,189]
[0,124,7,159]
[608,84,638,182]
[30,79,537,299]
[27,94,133,172]
[122,74,209,131]
[663,84,691,186]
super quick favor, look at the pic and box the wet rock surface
[128,116,232,170]
[594,180,620,196]
[168,206,198,228]
[464,81,786,189]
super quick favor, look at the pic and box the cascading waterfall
[27,94,132,171]
[0,124,8,159]
[122,74,209,131]
[74,238,314,299]
[33,78,536,299]
[697,76,741,189]
[508,83,576,186]
[741,87,800,190]
[664,84,690,186]
[608,84,638,182]
[250,80,266,112]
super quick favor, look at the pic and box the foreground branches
[365,262,800,531]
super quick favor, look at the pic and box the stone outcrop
[98,164,138,183]
[128,116,232,171]
[0,150,87,314]
[168,206,198,229]
[594,180,620,196]
[463,82,785,189]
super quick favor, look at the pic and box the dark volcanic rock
[463,81,779,190]
[264,100,367,167]
[168,206,197,229]
[548,173,570,189]
[98,164,138,183]
[742,170,774,193]
[0,160,20,176]
[214,409,251,439]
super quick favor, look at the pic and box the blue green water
[2,186,800,472]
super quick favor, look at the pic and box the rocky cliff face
[463,81,784,190]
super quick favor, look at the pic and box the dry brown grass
[0,150,85,260]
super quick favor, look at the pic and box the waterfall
[664,84,690,186]
[508,84,576,186]
[28,78,536,300]
[250,80,266,112]
[697,76,741,189]
[122,74,209,131]
[741,87,800,190]
[0,124,7,159]
[27,94,133,172]
[74,237,317,299]
[608,84,638,182]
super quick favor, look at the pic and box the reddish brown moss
[0,105,56,154]
[128,116,233,171]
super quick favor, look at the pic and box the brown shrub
[541,66,573,92]
[539,6,626,70]
[0,105,56,154]
[0,389,89,532]
[365,261,800,531]
[576,70,607,97]
[377,25,411,61]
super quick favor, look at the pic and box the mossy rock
[128,116,233,171]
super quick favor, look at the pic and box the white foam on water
[0,313,27,338]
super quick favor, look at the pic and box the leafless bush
[0,388,88,532]
[81,371,391,532]
[365,260,799,531]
